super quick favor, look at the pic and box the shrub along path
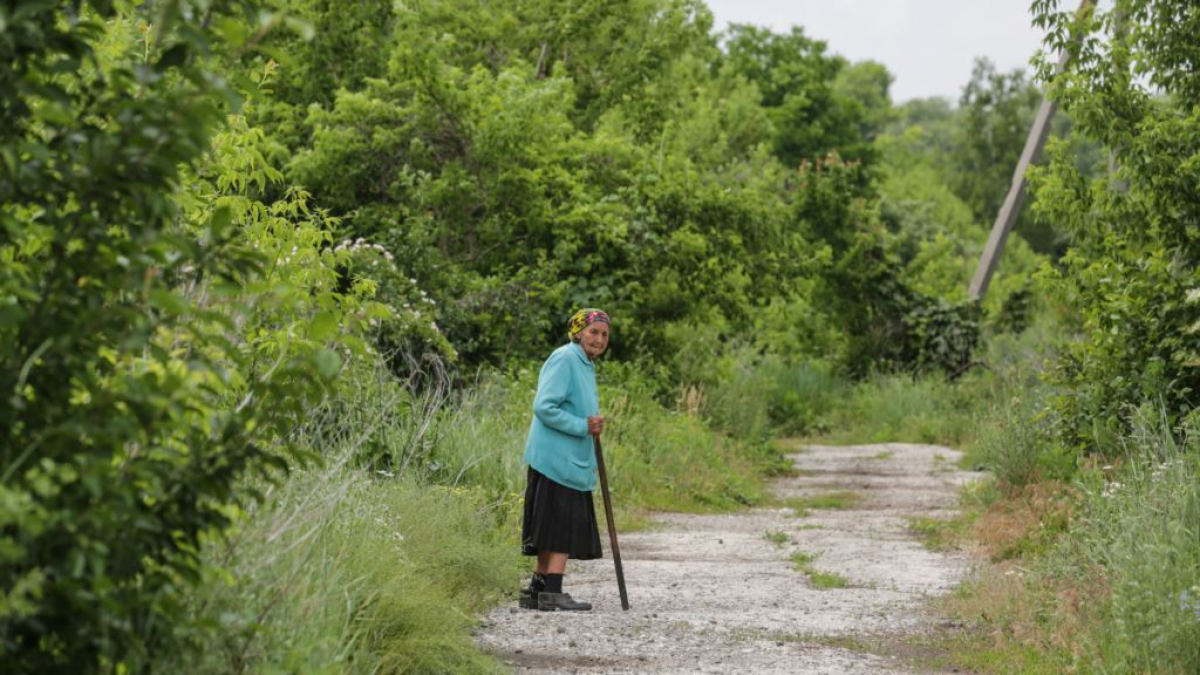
[477,443,978,674]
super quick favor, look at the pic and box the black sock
[529,573,546,592]
[544,573,564,594]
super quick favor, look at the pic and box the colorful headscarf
[568,308,610,341]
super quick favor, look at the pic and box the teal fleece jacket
[524,342,599,492]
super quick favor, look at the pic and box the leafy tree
[950,58,1041,231]
[796,156,981,376]
[0,3,371,669]
[720,24,873,168]
[834,60,896,143]
[1030,0,1200,453]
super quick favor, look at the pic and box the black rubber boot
[537,592,592,612]
[519,586,538,609]
[519,574,544,610]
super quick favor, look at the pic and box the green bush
[974,392,1074,486]
[0,5,376,670]
[1029,0,1200,453]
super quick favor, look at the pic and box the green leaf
[313,348,342,380]
[308,312,339,341]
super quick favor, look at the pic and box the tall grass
[158,358,524,674]
[162,468,520,674]
[814,373,982,445]
[1051,409,1200,672]
[946,408,1200,674]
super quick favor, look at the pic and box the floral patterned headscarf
[568,308,610,342]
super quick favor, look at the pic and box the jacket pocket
[568,454,594,469]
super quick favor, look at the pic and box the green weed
[789,551,850,589]
[808,570,851,589]
[764,530,791,546]
[789,551,818,568]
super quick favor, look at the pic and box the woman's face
[579,322,610,360]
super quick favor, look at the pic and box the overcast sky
[703,0,1053,103]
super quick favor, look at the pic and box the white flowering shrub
[337,238,457,372]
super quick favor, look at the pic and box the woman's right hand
[587,415,605,437]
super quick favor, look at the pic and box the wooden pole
[969,0,1094,300]
[593,433,630,611]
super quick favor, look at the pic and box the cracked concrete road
[477,443,979,674]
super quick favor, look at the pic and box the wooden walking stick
[593,433,630,610]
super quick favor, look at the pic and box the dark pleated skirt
[521,467,603,560]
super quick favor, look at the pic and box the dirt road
[477,443,978,674]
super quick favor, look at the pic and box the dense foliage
[1030,0,1200,452]
[0,1,376,669]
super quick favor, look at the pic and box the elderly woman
[518,308,610,611]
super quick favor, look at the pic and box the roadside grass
[789,551,850,589]
[170,457,522,674]
[935,408,1200,674]
[811,373,983,447]
[869,449,895,460]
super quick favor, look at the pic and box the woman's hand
[587,415,605,437]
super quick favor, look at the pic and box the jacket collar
[568,341,593,367]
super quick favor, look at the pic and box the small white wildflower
[413,310,421,319]
[368,318,378,327]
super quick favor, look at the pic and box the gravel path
[477,443,979,674]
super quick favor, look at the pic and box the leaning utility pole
[968,0,1095,300]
